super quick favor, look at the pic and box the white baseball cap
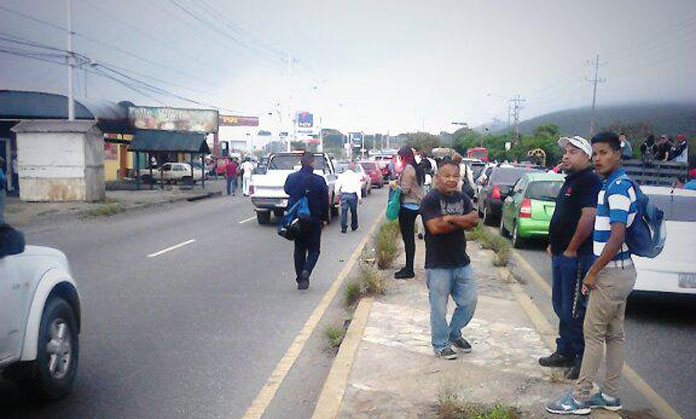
[558,136,592,158]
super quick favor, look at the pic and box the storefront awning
[129,130,210,153]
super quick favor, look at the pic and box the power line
[587,54,606,136]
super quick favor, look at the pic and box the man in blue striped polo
[548,132,637,415]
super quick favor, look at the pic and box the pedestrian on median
[225,158,239,196]
[393,146,425,279]
[335,161,362,233]
[655,134,672,161]
[241,158,254,196]
[0,156,6,225]
[669,134,689,163]
[618,133,633,160]
[284,152,329,290]
[548,132,638,415]
[540,136,601,380]
[420,160,479,360]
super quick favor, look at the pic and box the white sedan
[633,186,696,295]
[0,235,81,401]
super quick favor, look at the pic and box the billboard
[128,106,219,133]
[296,111,313,128]
[219,115,259,127]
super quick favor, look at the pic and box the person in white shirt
[241,158,255,196]
[335,162,363,233]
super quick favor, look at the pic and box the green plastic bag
[386,187,401,220]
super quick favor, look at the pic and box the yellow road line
[312,297,374,419]
[241,212,385,419]
[510,249,683,419]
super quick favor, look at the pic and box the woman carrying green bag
[392,147,425,279]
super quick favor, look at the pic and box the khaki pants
[573,265,636,400]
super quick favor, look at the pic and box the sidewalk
[3,178,225,230]
[330,238,620,418]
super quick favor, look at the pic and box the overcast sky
[1,0,694,134]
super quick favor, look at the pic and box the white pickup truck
[250,152,339,225]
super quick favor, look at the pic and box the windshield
[490,168,537,185]
[526,181,563,202]
[647,194,696,222]
[269,154,327,170]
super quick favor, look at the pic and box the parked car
[250,152,339,224]
[632,186,696,295]
[359,161,384,188]
[140,162,204,184]
[477,166,541,225]
[499,172,565,247]
[370,154,396,180]
[1,241,81,401]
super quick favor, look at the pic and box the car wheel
[20,296,79,401]
[499,218,508,238]
[257,211,271,225]
[512,223,525,248]
[273,209,284,218]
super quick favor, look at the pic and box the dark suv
[477,166,541,225]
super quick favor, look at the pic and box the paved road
[0,187,389,418]
[514,241,696,418]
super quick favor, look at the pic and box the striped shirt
[593,168,637,261]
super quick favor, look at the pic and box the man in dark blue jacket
[284,152,329,290]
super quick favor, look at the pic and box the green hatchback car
[499,172,565,248]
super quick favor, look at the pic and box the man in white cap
[539,136,602,380]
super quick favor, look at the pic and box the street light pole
[66,0,74,121]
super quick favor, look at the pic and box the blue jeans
[551,253,595,361]
[340,193,358,231]
[426,265,478,354]
[226,177,237,195]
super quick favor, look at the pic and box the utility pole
[66,0,74,121]
[587,54,606,137]
[286,50,293,152]
[509,95,525,144]
[507,103,512,128]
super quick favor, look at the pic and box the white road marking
[238,216,257,224]
[147,239,196,258]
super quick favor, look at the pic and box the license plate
[678,273,696,289]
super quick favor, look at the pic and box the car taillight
[519,198,532,218]
[491,185,501,200]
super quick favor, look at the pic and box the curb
[311,297,374,419]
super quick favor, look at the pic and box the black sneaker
[341,228,347,233]
[451,337,472,353]
[539,352,574,367]
[565,363,581,380]
[297,270,310,290]
[394,269,415,279]
[437,347,458,360]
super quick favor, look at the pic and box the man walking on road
[335,161,362,233]
[420,161,479,360]
[540,136,601,380]
[548,132,638,415]
[284,152,329,290]
[225,158,239,196]
[241,158,254,196]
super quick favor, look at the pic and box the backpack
[605,175,666,258]
[278,192,311,241]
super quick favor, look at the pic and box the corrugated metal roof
[0,90,128,122]
[11,120,98,133]
[130,130,211,153]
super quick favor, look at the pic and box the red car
[359,161,384,188]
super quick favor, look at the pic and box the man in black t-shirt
[541,136,601,379]
[421,161,479,360]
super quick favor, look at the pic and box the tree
[404,132,441,153]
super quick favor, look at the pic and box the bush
[344,263,386,307]
[471,223,511,266]
[375,220,401,269]
[324,324,345,349]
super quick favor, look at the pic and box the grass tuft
[324,324,345,349]
[470,223,511,266]
[85,202,123,217]
[375,220,401,269]
[344,263,386,307]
